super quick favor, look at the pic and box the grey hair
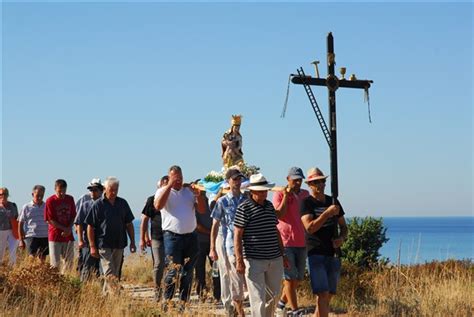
[104,177,120,188]
[169,165,182,173]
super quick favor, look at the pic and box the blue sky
[1,2,472,217]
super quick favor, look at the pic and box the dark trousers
[195,240,221,300]
[163,231,199,302]
[79,246,101,281]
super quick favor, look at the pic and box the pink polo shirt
[272,189,309,248]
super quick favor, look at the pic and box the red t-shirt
[272,189,309,248]
[44,194,76,242]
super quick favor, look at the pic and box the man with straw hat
[234,173,288,317]
[300,167,348,317]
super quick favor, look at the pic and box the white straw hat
[247,173,275,191]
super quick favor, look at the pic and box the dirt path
[122,284,347,316]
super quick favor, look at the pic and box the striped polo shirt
[18,201,48,238]
[234,198,282,260]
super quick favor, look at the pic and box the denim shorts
[308,254,341,294]
[283,247,307,280]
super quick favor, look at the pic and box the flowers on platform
[203,170,225,183]
[201,163,260,194]
[203,162,260,183]
[238,163,260,179]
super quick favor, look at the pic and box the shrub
[341,217,389,268]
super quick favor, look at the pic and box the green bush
[341,217,389,268]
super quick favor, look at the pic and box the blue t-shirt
[75,194,103,245]
[211,192,246,257]
[85,196,134,249]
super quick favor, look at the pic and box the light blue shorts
[283,247,307,280]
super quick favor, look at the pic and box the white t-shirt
[154,187,197,234]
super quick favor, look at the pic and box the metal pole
[327,33,342,256]
[327,32,338,205]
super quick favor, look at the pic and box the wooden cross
[291,32,373,203]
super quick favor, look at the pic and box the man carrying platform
[209,168,247,316]
[154,165,207,308]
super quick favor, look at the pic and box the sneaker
[276,300,287,316]
[277,300,287,310]
[276,307,287,316]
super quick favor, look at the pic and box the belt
[163,230,194,237]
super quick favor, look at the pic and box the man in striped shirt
[234,173,288,317]
[18,185,49,261]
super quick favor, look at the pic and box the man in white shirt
[154,165,206,306]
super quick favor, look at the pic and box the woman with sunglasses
[300,168,348,317]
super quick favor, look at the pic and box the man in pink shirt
[44,179,76,273]
[273,167,309,316]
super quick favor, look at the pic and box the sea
[378,217,473,264]
[132,216,473,265]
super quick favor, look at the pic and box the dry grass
[298,260,473,316]
[0,256,160,317]
[1,253,472,317]
[121,253,154,285]
[366,260,473,316]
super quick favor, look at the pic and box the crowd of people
[0,165,347,317]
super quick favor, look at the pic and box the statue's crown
[231,114,242,126]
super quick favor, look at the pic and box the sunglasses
[309,179,326,185]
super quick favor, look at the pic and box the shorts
[25,237,49,257]
[308,254,341,294]
[283,247,307,280]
